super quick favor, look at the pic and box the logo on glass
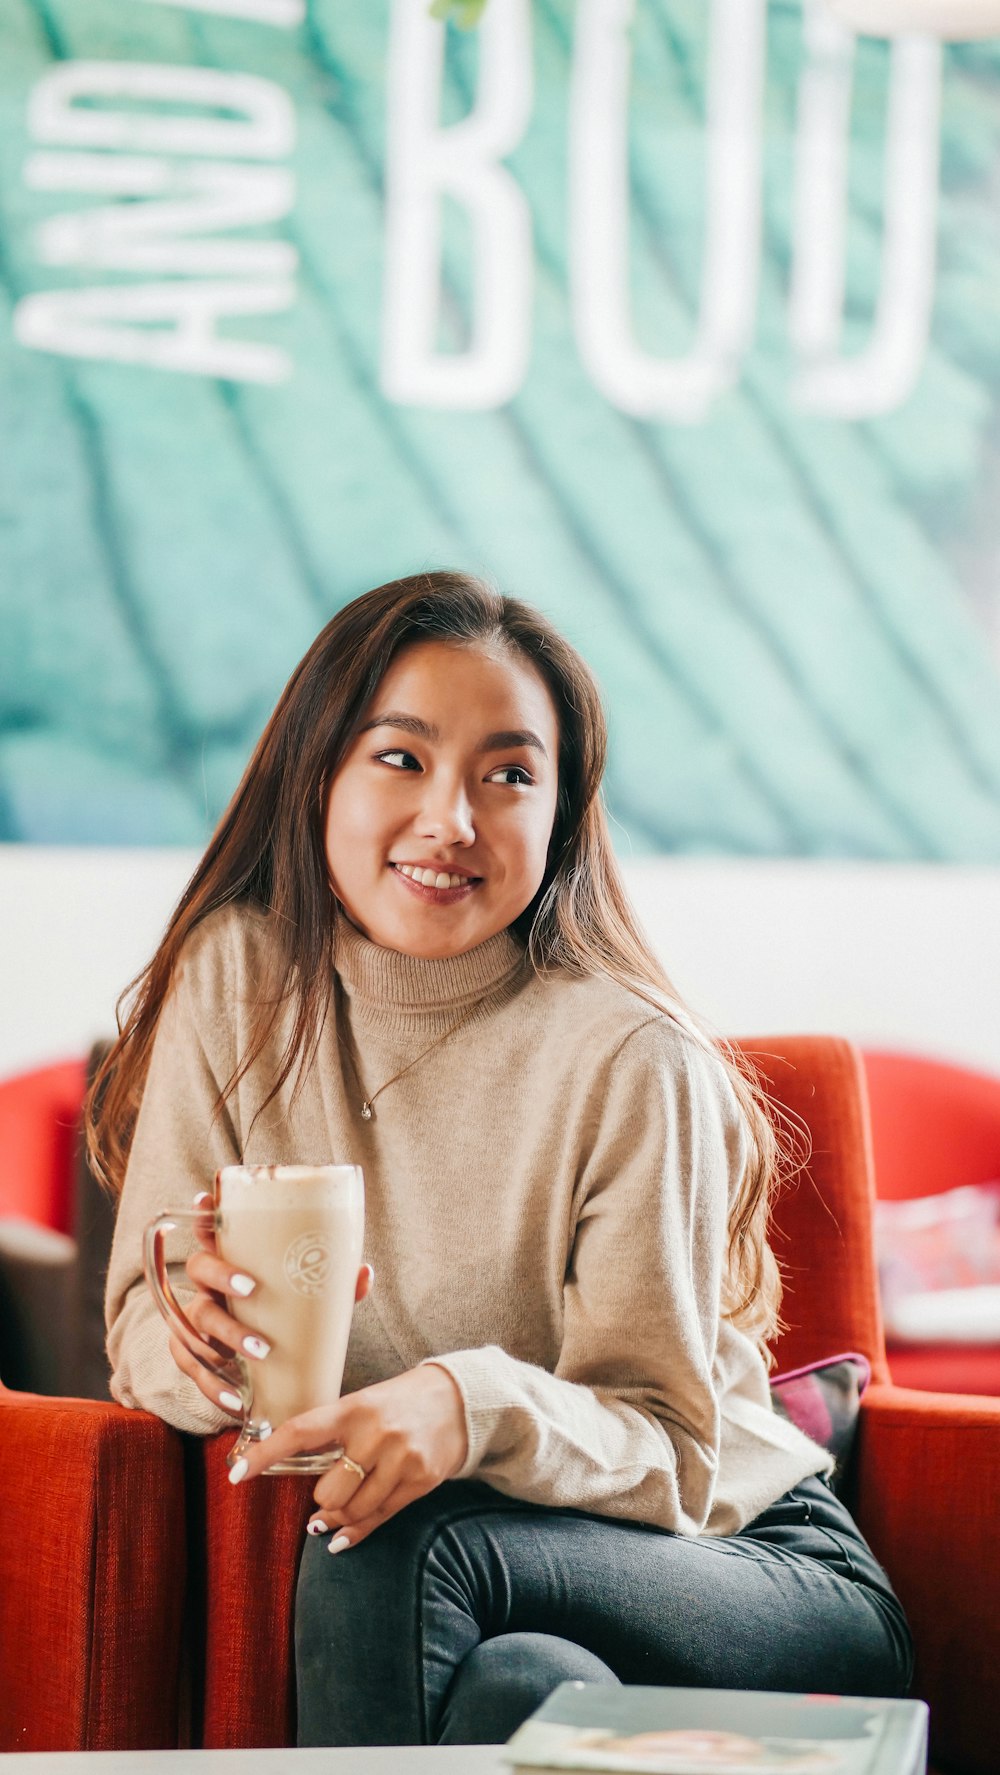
[283,1231,331,1297]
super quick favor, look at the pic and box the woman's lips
[389,862,481,905]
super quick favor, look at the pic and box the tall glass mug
[143,1163,364,1474]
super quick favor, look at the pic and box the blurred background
[2,0,1000,1403]
[1,0,999,1075]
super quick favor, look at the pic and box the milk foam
[219,1164,360,1212]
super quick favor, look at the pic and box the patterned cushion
[769,1352,872,1492]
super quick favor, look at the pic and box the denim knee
[295,1486,523,1746]
[436,1631,619,1746]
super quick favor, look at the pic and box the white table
[0,1752,508,1774]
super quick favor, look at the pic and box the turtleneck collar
[333,915,528,1036]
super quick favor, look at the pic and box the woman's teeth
[395,864,473,890]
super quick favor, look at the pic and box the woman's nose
[417,777,475,847]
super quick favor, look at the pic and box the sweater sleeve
[428,1020,744,1535]
[104,919,241,1435]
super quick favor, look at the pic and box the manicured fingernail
[327,1534,351,1556]
[228,1458,249,1485]
[193,1191,213,1206]
[306,1518,328,1537]
[219,1389,242,1413]
[243,1335,270,1359]
[229,1273,255,1297]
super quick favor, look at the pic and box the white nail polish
[243,1335,270,1359]
[327,1534,351,1556]
[229,1273,255,1297]
[228,1457,249,1485]
[306,1519,328,1537]
[193,1191,213,1206]
[219,1390,243,1413]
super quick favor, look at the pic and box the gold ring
[336,1452,367,1481]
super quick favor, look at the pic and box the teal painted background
[2,0,1000,857]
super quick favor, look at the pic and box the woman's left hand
[228,1362,468,1549]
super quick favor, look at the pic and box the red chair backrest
[742,1036,889,1384]
[862,1049,1000,1202]
[0,1060,88,1234]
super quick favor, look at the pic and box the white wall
[2,845,998,1078]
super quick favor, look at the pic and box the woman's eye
[376,750,421,771]
[486,765,533,787]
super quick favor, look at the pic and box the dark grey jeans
[295,1475,913,1747]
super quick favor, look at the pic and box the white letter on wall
[790,7,941,417]
[570,0,767,422]
[381,0,533,410]
[13,281,294,383]
[28,62,294,159]
[27,156,297,278]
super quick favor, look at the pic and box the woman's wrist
[419,1358,471,1477]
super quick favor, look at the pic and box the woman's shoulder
[527,964,729,1078]
[173,898,276,999]
[525,968,747,1149]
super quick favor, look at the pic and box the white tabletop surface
[1,1752,509,1773]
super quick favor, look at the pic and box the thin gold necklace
[338,994,485,1121]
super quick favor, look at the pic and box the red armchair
[0,1386,187,1750]
[0,1059,187,1751]
[2,1037,998,1770]
[862,1050,1000,1396]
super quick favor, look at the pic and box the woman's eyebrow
[359,714,547,758]
[477,729,548,758]
[358,712,439,740]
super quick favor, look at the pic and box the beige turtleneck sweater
[105,903,830,1537]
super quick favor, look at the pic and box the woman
[94,572,912,1747]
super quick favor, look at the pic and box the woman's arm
[105,920,242,1434]
[428,1020,739,1535]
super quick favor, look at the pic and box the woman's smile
[389,860,484,904]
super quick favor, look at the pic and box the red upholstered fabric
[193,1434,314,1748]
[862,1051,1000,1396]
[0,1059,88,1233]
[0,1384,186,1750]
[862,1051,1000,1203]
[855,1385,1000,1775]
[740,1037,891,1385]
[885,1343,1000,1396]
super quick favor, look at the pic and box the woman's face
[323,639,561,958]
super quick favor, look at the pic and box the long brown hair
[87,570,789,1352]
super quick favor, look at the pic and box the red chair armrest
[191,1431,313,1747]
[854,1382,1000,1775]
[0,1387,186,1751]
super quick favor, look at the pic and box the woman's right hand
[166,1191,373,1416]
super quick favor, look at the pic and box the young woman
[95,572,912,1748]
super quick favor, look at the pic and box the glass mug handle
[142,1207,266,1465]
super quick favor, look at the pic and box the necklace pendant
[360,1101,373,1121]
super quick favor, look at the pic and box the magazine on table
[502,1683,928,1775]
